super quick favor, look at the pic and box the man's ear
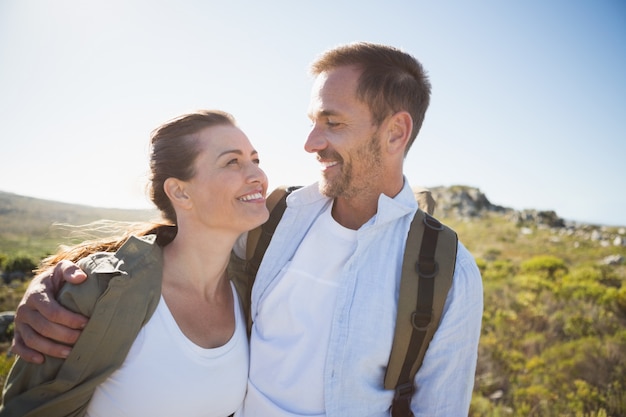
[164,177,192,209]
[386,111,413,155]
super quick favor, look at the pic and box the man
[12,42,483,416]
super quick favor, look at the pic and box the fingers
[16,298,84,342]
[12,298,82,361]
[56,259,88,286]
[10,328,44,364]
[10,265,89,361]
[25,272,88,331]
[10,322,74,363]
[10,322,75,362]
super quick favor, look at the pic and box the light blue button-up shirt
[246,180,483,417]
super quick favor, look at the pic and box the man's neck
[329,174,405,230]
[331,196,378,230]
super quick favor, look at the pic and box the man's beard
[318,134,383,199]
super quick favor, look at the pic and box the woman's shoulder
[78,234,157,272]
[59,234,160,316]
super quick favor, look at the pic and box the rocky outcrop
[425,185,510,219]
[416,185,626,248]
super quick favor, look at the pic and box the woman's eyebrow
[217,149,258,158]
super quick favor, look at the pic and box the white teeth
[239,192,263,201]
[322,161,338,168]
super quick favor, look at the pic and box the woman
[1,110,269,417]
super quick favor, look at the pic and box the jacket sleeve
[0,255,113,417]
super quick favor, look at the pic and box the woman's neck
[161,227,236,300]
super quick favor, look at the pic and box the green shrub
[475,258,487,274]
[520,255,568,279]
[617,285,626,314]
[3,254,37,275]
[0,353,15,390]
[483,259,516,281]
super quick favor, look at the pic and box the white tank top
[86,282,248,417]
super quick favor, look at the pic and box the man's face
[305,65,385,199]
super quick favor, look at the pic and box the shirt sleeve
[411,242,484,416]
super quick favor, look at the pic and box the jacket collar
[91,234,161,275]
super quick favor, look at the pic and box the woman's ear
[386,111,413,155]
[164,178,192,209]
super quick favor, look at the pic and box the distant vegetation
[0,190,157,259]
[447,214,626,417]
[1,190,625,415]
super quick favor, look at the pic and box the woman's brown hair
[37,110,237,272]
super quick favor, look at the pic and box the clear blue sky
[1,0,625,226]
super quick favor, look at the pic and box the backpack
[238,186,458,417]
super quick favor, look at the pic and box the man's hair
[310,42,431,154]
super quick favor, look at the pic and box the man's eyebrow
[308,109,340,119]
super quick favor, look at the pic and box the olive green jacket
[0,235,164,417]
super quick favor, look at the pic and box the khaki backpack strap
[385,210,458,416]
[237,186,300,331]
[247,186,302,270]
[413,187,436,216]
[246,186,293,260]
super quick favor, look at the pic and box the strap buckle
[391,382,416,417]
[416,260,439,279]
[423,214,444,231]
[411,310,433,331]
[394,382,414,401]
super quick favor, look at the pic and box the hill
[0,190,158,258]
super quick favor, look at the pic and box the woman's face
[182,124,269,234]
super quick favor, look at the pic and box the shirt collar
[372,178,417,226]
[287,178,418,227]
